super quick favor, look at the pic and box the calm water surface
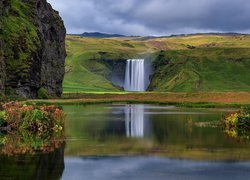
[1,104,250,180]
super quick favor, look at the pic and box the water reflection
[125,105,145,138]
[1,104,250,179]
[62,156,250,180]
[0,145,65,179]
[0,129,65,156]
[63,104,250,160]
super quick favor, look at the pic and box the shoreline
[29,92,250,108]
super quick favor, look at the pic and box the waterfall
[124,59,145,91]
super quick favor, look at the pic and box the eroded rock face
[35,0,66,97]
[1,0,66,98]
[0,0,9,94]
[103,59,126,88]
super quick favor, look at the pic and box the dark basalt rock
[0,0,66,98]
[0,0,8,94]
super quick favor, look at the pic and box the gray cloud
[48,0,250,35]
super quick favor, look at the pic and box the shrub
[37,88,51,99]
[0,111,5,126]
[0,101,65,132]
[0,101,65,155]
[224,107,250,140]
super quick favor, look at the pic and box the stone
[0,0,66,98]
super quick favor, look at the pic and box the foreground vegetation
[65,34,250,93]
[224,107,250,140]
[0,102,65,155]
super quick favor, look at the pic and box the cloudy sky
[47,0,250,36]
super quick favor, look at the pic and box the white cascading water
[124,59,145,91]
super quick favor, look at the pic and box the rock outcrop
[0,0,66,98]
[0,0,8,94]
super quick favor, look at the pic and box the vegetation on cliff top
[2,0,40,80]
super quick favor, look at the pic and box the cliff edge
[0,0,66,98]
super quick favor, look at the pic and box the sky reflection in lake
[62,156,250,180]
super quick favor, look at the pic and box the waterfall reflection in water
[125,105,145,138]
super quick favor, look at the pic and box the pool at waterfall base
[1,104,250,180]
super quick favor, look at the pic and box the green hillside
[149,48,250,92]
[64,36,149,92]
[64,35,250,93]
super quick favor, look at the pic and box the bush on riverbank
[224,107,250,140]
[0,102,65,155]
[0,101,65,133]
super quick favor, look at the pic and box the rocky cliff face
[0,0,8,94]
[103,59,126,88]
[0,0,66,98]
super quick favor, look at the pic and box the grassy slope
[65,35,250,93]
[64,36,149,92]
[149,48,250,92]
[148,35,250,92]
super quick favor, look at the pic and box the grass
[65,34,250,93]
[30,92,250,108]
[149,48,250,92]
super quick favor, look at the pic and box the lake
[1,104,250,180]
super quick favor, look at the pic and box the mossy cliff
[0,0,66,98]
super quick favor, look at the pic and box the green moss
[37,88,50,99]
[4,87,16,96]
[0,111,5,126]
[2,0,40,80]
